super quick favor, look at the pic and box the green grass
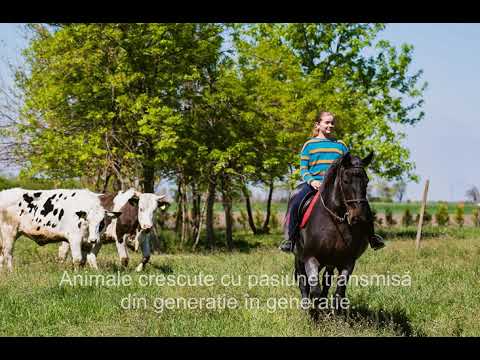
[1,228,480,336]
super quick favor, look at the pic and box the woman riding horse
[279,111,385,252]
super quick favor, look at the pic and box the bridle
[319,165,369,225]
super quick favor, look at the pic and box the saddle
[298,190,321,229]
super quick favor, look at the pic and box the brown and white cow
[0,187,121,272]
[58,189,168,271]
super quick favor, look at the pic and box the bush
[416,210,432,226]
[385,208,396,227]
[454,203,465,227]
[401,208,414,227]
[270,209,280,231]
[237,209,248,230]
[254,209,264,229]
[424,210,432,225]
[472,207,480,227]
[435,202,450,226]
[371,207,383,226]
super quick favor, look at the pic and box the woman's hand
[310,180,322,190]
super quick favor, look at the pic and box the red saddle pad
[300,191,321,228]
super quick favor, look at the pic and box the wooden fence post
[416,179,430,250]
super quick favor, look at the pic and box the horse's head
[337,151,374,225]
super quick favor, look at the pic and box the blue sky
[1,23,479,201]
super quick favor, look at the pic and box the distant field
[171,201,479,216]
[1,227,480,336]
[370,201,478,215]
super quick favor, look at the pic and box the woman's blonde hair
[311,111,334,136]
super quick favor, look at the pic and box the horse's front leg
[304,257,322,303]
[295,256,309,305]
[320,266,335,299]
[333,262,355,314]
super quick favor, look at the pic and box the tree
[9,24,224,194]
[393,180,407,202]
[454,203,465,228]
[435,202,450,227]
[466,185,480,203]
[233,23,426,181]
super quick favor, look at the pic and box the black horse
[290,151,374,313]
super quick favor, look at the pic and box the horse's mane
[320,154,346,196]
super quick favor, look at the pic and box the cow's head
[134,192,169,233]
[76,209,121,244]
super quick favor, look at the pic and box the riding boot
[369,233,386,251]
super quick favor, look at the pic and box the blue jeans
[287,182,315,239]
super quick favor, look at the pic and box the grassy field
[1,226,480,336]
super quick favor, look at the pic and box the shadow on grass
[100,261,175,275]
[160,229,269,254]
[150,263,174,274]
[347,304,423,336]
[309,303,422,337]
[377,227,445,241]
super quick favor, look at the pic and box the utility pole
[416,179,430,250]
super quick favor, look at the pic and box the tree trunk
[190,181,201,241]
[174,178,183,235]
[241,182,258,234]
[102,171,112,193]
[221,176,233,250]
[143,163,155,193]
[181,180,189,244]
[142,140,155,193]
[206,175,217,249]
[192,192,208,251]
[261,178,274,234]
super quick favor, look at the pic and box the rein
[319,165,368,225]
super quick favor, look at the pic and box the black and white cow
[58,189,168,271]
[0,188,121,272]
[129,192,169,271]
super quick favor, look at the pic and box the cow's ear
[106,211,122,219]
[75,211,87,220]
[128,194,139,207]
[362,151,374,167]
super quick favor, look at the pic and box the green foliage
[472,207,480,227]
[12,23,224,190]
[424,210,432,226]
[269,209,280,231]
[401,208,414,227]
[0,174,80,191]
[254,209,264,229]
[416,210,432,226]
[435,202,450,227]
[237,209,248,230]
[454,203,465,228]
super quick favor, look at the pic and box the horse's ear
[362,151,374,167]
[341,152,352,166]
